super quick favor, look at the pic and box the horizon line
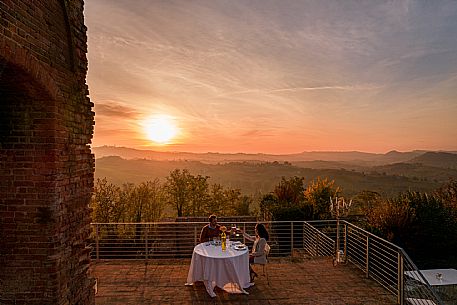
[92,145,456,156]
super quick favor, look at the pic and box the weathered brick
[0,1,94,304]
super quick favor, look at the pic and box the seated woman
[241,223,269,282]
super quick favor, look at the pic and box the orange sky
[85,1,457,154]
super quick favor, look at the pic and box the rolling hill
[407,151,457,169]
[94,156,457,198]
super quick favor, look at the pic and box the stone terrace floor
[92,256,397,305]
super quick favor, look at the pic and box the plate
[231,241,241,245]
[234,244,247,251]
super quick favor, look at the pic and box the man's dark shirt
[199,224,221,243]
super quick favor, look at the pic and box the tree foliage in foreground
[164,169,209,217]
[91,178,122,223]
[91,169,253,222]
[91,178,166,223]
[365,180,457,268]
[304,177,341,220]
[260,176,341,221]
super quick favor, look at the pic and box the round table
[185,242,252,297]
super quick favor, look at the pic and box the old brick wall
[0,1,95,304]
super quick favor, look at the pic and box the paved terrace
[92,256,397,305]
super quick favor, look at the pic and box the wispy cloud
[95,101,140,119]
[219,84,381,96]
[240,129,276,138]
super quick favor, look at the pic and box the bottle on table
[221,231,226,251]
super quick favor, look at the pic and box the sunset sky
[85,0,457,154]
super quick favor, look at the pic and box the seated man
[199,214,221,243]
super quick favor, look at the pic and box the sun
[143,115,178,144]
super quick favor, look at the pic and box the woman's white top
[243,232,268,264]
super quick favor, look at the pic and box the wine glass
[231,223,236,234]
[436,273,443,282]
[234,224,240,237]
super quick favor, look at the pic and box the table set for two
[185,240,252,297]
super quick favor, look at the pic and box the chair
[253,243,271,285]
[262,243,271,284]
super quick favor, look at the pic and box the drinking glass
[231,224,236,235]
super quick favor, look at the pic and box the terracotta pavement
[92,257,397,305]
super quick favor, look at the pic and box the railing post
[365,235,369,278]
[194,226,197,245]
[95,224,99,262]
[242,222,246,244]
[290,222,294,255]
[335,219,340,259]
[343,223,347,259]
[145,224,149,262]
[397,252,404,305]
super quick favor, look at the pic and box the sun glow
[143,115,179,144]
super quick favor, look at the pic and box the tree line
[91,168,252,223]
[91,169,457,267]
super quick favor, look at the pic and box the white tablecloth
[185,242,252,297]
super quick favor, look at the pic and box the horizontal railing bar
[91,220,314,225]
[369,251,397,270]
[345,222,403,249]
[369,243,398,260]
[369,264,396,282]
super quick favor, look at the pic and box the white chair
[263,243,271,284]
[253,243,271,285]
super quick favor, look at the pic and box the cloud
[240,129,276,138]
[95,101,140,119]
[217,84,381,97]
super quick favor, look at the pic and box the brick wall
[0,1,95,304]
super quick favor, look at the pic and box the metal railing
[303,220,444,305]
[89,221,305,260]
[89,220,445,305]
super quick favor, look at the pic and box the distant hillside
[93,146,432,166]
[372,162,457,182]
[407,151,457,169]
[291,160,364,170]
[94,156,452,198]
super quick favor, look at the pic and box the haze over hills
[93,146,442,165]
[93,146,457,198]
